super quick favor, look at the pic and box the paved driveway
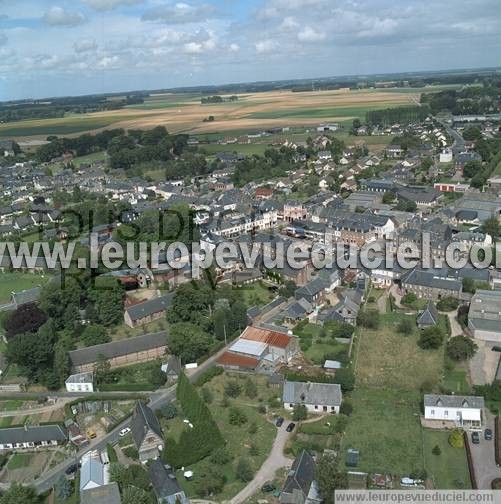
[468,412,501,488]
[469,340,500,385]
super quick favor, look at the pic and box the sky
[0,0,500,101]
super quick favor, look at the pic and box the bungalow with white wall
[283,381,342,414]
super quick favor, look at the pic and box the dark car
[471,431,480,444]
[275,417,284,427]
[286,422,296,432]
[485,428,493,441]
[65,464,78,475]
[492,346,501,353]
[261,482,276,493]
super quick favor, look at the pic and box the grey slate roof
[0,425,67,445]
[125,292,174,322]
[424,394,484,409]
[402,268,462,292]
[283,381,342,407]
[282,450,316,501]
[11,287,41,306]
[80,483,122,504]
[69,332,167,367]
[131,401,163,450]
[417,301,439,326]
[468,290,501,330]
[149,459,189,504]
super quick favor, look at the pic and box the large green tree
[168,323,212,363]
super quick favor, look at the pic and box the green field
[248,104,404,120]
[7,453,33,470]
[237,281,275,307]
[340,388,424,474]
[0,114,146,138]
[423,430,471,489]
[0,272,51,303]
[355,312,445,391]
[73,151,107,165]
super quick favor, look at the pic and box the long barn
[69,332,168,373]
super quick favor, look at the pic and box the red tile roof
[240,326,292,349]
[217,352,259,369]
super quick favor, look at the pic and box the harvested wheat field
[1,88,418,139]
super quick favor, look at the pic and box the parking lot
[468,412,501,488]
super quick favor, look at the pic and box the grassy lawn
[98,359,162,391]
[237,281,275,307]
[293,322,350,365]
[203,143,270,156]
[7,452,33,470]
[424,430,471,489]
[355,312,444,391]
[72,151,107,165]
[340,388,424,475]
[288,417,343,456]
[0,272,51,303]
[105,318,168,342]
[442,365,471,395]
[170,372,279,501]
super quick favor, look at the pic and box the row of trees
[366,105,430,127]
[164,373,224,467]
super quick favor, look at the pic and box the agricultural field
[0,88,419,140]
[340,388,424,475]
[355,312,445,391]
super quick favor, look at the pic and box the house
[11,287,41,308]
[283,381,342,414]
[131,401,164,463]
[65,372,94,393]
[401,268,462,300]
[280,450,321,504]
[80,483,122,504]
[417,301,439,328]
[80,451,107,491]
[69,332,167,373]
[468,290,501,342]
[124,293,174,328]
[386,145,404,158]
[423,394,484,428]
[0,425,68,451]
[295,278,329,305]
[161,356,182,381]
[149,458,190,504]
[317,150,332,161]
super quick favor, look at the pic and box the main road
[32,344,229,494]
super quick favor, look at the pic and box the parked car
[275,417,284,427]
[485,428,493,441]
[471,431,480,444]
[119,427,131,437]
[261,482,276,493]
[286,422,296,432]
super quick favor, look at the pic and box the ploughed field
[0,88,417,139]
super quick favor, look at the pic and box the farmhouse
[218,325,299,371]
[69,332,167,373]
[280,450,321,504]
[401,268,462,300]
[0,425,68,451]
[424,394,484,428]
[468,290,501,342]
[65,372,94,393]
[131,401,164,463]
[124,292,174,328]
[283,381,342,414]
